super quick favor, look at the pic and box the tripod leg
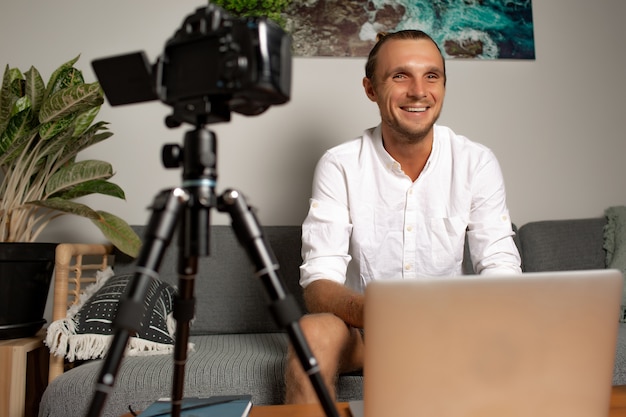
[169,199,213,416]
[86,188,188,417]
[218,189,340,417]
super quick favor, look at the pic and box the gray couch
[39,218,625,417]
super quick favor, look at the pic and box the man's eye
[392,74,406,80]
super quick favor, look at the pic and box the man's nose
[407,79,427,98]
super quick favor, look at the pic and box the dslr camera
[92,3,292,126]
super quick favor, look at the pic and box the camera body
[92,3,292,126]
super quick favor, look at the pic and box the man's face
[363,38,446,144]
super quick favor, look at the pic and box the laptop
[350,269,623,417]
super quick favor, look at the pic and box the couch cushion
[46,267,177,361]
[113,225,305,335]
[39,333,364,416]
[518,218,607,272]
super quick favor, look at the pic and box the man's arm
[468,149,522,274]
[303,280,364,329]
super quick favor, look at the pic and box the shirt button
[406,225,413,232]
[405,264,412,271]
[312,202,319,208]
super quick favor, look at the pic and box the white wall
[1,0,625,244]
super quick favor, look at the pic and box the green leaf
[44,159,113,197]
[25,200,142,257]
[92,211,141,257]
[55,127,112,163]
[39,82,103,125]
[51,179,125,200]
[9,77,25,97]
[33,121,111,167]
[13,95,31,114]
[0,65,12,129]
[29,198,101,220]
[73,105,100,137]
[0,108,32,156]
[24,66,45,116]
[44,55,80,101]
[51,67,84,92]
[0,128,37,166]
[0,66,23,134]
[36,120,75,162]
[39,113,75,139]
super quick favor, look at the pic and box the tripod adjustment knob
[162,144,183,168]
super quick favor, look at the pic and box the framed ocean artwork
[284,0,535,59]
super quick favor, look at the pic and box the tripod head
[161,125,218,258]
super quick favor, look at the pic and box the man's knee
[298,313,351,349]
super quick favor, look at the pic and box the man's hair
[365,30,447,85]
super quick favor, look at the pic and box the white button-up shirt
[300,125,521,294]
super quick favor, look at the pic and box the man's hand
[303,280,365,328]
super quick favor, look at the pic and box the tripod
[85,124,340,417]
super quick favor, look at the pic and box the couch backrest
[112,218,608,334]
[113,225,305,335]
[517,218,607,272]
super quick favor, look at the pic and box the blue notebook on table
[139,395,252,417]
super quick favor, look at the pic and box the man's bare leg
[284,313,364,404]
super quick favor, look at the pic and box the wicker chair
[48,243,113,382]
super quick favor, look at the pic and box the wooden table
[122,385,626,416]
[0,330,49,417]
[250,387,626,416]
[250,386,626,417]
[611,385,626,417]
[249,402,351,417]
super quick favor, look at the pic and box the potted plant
[0,56,141,338]
[211,0,292,25]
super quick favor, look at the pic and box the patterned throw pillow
[46,267,178,361]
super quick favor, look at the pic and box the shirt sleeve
[467,150,522,275]
[299,153,353,288]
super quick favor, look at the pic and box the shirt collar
[370,124,440,178]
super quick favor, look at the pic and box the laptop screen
[358,270,622,417]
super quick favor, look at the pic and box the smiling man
[284,30,522,404]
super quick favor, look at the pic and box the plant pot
[0,242,57,339]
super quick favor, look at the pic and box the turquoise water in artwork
[361,0,535,59]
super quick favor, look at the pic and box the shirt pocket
[429,216,467,270]
[352,203,404,284]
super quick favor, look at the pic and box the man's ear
[363,77,377,102]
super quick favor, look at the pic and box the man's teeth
[405,107,427,112]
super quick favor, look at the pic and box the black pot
[0,242,57,339]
